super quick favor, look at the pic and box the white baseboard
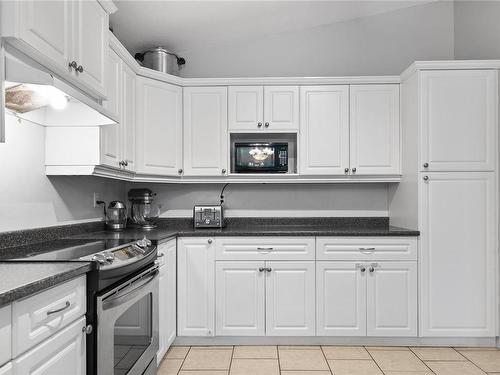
[160,209,388,219]
[174,336,497,347]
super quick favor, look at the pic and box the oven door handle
[103,269,158,308]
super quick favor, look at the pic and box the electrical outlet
[93,192,101,208]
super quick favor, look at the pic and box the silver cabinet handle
[257,247,273,251]
[157,252,164,258]
[423,176,429,181]
[360,266,366,273]
[423,163,429,168]
[369,266,375,273]
[77,65,84,73]
[118,161,124,167]
[259,267,266,272]
[47,301,71,315]
[265,267,272,272]
[369,263,379,273]
[352,167,357,173]
[264,122,270,128]
[208,239,213,244]
[359,247,375,254]
[355,263,366,273]
[257,122,263,128]
[178,168,183,175]
[221,169,226,174]
[68,61,78,70]
[344,168,349,174]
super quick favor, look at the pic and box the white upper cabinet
[420,70,497,172]
[73,0,107,96]
[228,86,264,131]
[136,77,182,176]
[350,85,400,175]
[265,261,315,336]
[316,261,366,336]
[177,238,216,337]
[215,261,265,336]
[100,48,121,168]
[183,87,228,176]
[366,262,417,337]
[263,86,299,131]
[1,0,110,98]
[419,172,496,337]
[121,63,136,171]
[229,86,298,131]
[299,86,350,175]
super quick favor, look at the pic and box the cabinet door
[263,86,299,131]
[266,261,315,336]
[420,172,496,337]
[366,262,417,337]
[73,0,107,96]
[183,87,228,176]
[316,262,366,336]
[17,0,72,71]
[215,261,265,336]
[157,262,168,363]
[228,86,264,131]
[121,63,136,171]
[420,70,497,172]
[100,47,121,168]
[299,86,349,175]
[136,77,182,176]
[178,238,215,336]
[13,317,86,375]
[0,363,12,375]
[350,84,400,175]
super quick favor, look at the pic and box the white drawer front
[0,305,11,367]
[12,276,86,357]
[216,237,315,260]
[317,237,417,261]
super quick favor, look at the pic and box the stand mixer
[128,188,161,230]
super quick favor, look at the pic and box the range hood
[4,47,117,126]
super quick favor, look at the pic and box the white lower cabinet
[317,261,417,337]
[0,362,12,375]
[266,262,315,336]
[177,238,215,336]
[13,316,86,375]
[216,261,265,336]
[215,261,315,336]
[0,305,11,367]
[158,239,177,363]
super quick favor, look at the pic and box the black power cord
[220,183,230,206]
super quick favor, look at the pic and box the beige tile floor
[157,345,500,375]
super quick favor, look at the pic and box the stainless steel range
[15,237,159,375]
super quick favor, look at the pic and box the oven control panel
[85,238,156,268]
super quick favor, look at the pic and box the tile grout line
[365,345,387,375]
[176,346,192,375]
[277,345,282,374]
[228,345,235,375]
[452,347,489,375]
[407,346,437,374]
[319,345,334,375]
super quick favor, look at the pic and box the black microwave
[234,142,288,173]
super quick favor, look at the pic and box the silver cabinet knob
[423,163,429,168]
[360,266,366,273]
[264,122,270,128]
[77,65,84,73]
[259,267,266,272]
[265,267,272,272]
[118,161,124,167]
[344,168,349,174]
[221,169,226,174]
[178,168,183,175]
[352,168,357,173]
[257,122,263,128]
[423,176,429,181]
[208,239,213,244]
[369,266,375,273]
[68,61,78,70]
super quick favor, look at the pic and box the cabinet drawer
[0,305,11,366]
[12,276,86,357]
[317,237,417,261]
[216,237,315,260]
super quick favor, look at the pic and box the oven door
[97,265,159,375]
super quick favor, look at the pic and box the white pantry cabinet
[1,0,110,98]
[157,239,176,363]
[183,87,228,176]
[13,317,86,375]
[136,77,182,176]
[215,261,266,336]
[350,85,400,175]
[299,86,350,175]
[177,237,215,336]
[420,70,497,172]
[419,172,496,337]
[316,261,417,337]
[228,86,299,131]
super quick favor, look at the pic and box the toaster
[193,205,224,228]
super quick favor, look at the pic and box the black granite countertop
[0,261,92,307]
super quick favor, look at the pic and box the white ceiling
[110,1,434,55]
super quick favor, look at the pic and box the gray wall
[178,1,455,78]
[454,1,500,59]
[126,183,389,217]
[0,116,125,232]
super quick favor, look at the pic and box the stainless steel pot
[135,47,185,75]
